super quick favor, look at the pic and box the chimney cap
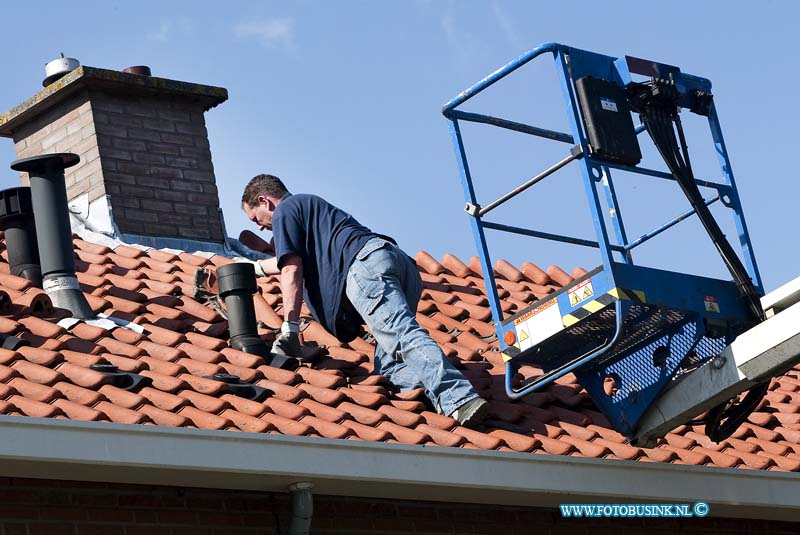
[122,65,152,76]
[43,56,80,87]
[10,153,80,173]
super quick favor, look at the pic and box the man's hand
[252,257,279,277]
[272,320,303,358]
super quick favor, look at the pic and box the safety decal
[704,295,720,313]
[513,298,557,325]
[503,299,562,361]
[568,279,595,307]
[562,287,647,327]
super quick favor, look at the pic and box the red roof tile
[260,411,314,436]
[52,398,107,422]
[0,238,796,473]
[9,395,65,418]
[179,405,230,430]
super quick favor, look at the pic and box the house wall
[0,477,794,535]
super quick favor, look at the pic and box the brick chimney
[0,66,229,244]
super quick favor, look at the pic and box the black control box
[575,76,642,166]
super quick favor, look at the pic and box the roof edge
[0,416,797,520]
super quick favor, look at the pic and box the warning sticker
[600,98,618,112]
[704,295,720,313]
[514,299,562,351]
[513,298,557,325]
[568,279,594,307]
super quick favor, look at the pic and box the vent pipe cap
[0,187,34,222]
[11,153,80,174]
[217,263,258,296]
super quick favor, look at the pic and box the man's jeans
[345,237,479,416]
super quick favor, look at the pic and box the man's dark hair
[241,174,290,206]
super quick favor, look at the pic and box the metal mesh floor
[518,301,702,372]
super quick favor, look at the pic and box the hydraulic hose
[629,80,767,442]
[641,110,764,324]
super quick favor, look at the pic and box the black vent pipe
[216,263,299,370]
[10,153,94,319]
[0,187,42,287]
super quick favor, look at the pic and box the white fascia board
[735,296,800,381]
[762,274,800,316]
[0,416,797,521]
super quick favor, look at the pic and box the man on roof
[240,174,488,427]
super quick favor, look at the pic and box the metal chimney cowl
[43,55,80,87]
[0,186,42,287]
[10,153,94,319]
[216,263,299,370]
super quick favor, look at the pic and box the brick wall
[12,90,100,202]
[89,91,223,242]
[0,478,795,535]
[10,84,225,243]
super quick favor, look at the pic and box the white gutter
[0,416,797,520]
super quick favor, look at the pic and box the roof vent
[216,263,299,371]
[206,373,271,402]
[90,363,153,392]
[0,293,11,315]
[43,54,80,87]
[10,153,94,318]
[0,334,28,351]
[0,187,42,287]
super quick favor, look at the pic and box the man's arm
[279,254,303,322]
[270,253,305,360]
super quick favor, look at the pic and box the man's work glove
[272,320,302,358]
[253,259,267,278]
[232,259,268,278]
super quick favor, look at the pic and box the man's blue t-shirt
[272,193,375,337]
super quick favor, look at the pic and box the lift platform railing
[443,42,760,330]
[443,43,764,438]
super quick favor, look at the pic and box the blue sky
[0,1,796,292]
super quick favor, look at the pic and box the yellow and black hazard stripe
[561,287,647,327]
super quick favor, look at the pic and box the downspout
[288,482,313,535]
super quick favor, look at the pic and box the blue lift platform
[441,43,788,442]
